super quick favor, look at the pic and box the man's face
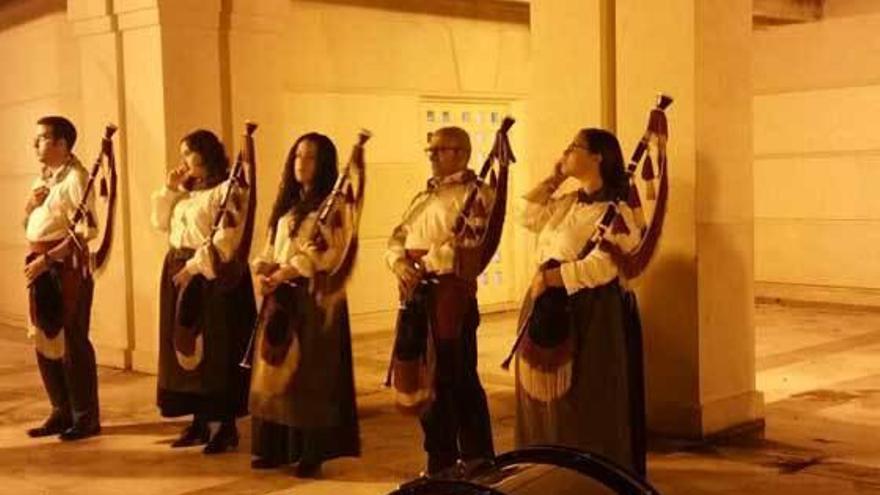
[426,133,468,178]
[34,124,67,166]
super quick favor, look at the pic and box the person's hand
[25,186,49,214]
[166,164,189,190]
[258,275,278,295]
[530,270,547,300]
[260,266,298,295]
[393,258,421,297]
[554,159,564,176]
[253,260,278,277]
[550,159,566,183]
[172,266,194,288]
[24,254,49,285]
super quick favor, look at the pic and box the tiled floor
[1,302,879,494]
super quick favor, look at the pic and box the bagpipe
[28,124,119,359]
[239,129,371,374]
[174,122,258,370]
[502,95,672,402]
[386,117,516,415]
[211,121,259,287]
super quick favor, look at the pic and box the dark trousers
[36,275,99,426]
[252,418,325,465]
[419,297,494,471]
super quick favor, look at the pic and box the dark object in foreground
[388,445,661,495]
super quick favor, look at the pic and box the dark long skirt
[249,284,360,463]
[514,280,647,477]
[157,248,256,419]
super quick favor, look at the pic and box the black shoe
[203,422,239,455]
[422,453,457,479]
[295,460,322,479]
[27,413,72,438]
[458,457,494,477]
[251,457,281,470]
[171,422,210,448]
[59,422,101,441]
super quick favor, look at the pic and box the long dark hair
[181,129,229,188]
[579,128,628,201]
[267,133,338,241]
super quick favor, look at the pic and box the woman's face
[294,139,318,187]
[561,132,601,178]
[179,140,207,179]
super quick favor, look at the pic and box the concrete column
[67,0,134,369]
[526,0,615,275]
[222,0,286,244]
[531,0,763,437]
[109,0,228,372]
[528,0,614,176]
[616,0,763,437]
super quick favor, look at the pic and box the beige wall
[824,0,880,18]
[0,0,531,369]
[247,1,531,326]
[1,0,765,438]
[615,0,760,437]
[754,11,880,305]
[0,1,81,328]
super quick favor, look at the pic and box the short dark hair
[37,115,77,150]
[180,129,230,184]
[434,126,472,163]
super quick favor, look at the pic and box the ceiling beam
[754,0,823,26]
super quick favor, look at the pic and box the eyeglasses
[564,143,589,154]
[424,146,463,156]
[33,133,54,147]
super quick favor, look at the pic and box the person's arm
[520,164,567,233]
[546,204,640,294]
[385,194,425,294]
[24,179,48,220]
[150,187,184,233]
[183,182,244,280]
[151,164,189,232]
[251,230,279,276]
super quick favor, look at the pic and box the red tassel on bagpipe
[605,94,673,280]
[612,214,631,235]
[607,155,668,279]
[641,155,656,200]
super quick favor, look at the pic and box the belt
[28,239,64,254]
[168,247,197,261]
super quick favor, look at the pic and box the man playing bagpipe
[24,116,118,441]
[385,122,515,477]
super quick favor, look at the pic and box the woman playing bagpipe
[150,126,258,454]
[510,97,671,477]
[247,131,367,478]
